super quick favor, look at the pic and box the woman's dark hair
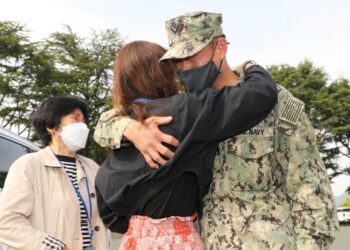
[31,96,89,146]
[112,40,178,121]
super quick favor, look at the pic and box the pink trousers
[119,214,205,250]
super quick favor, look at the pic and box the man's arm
[277,111,339,249]
[94,108,134,149]
[94,108,179,168]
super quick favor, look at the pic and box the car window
[0,136,34,188]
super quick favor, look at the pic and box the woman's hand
[233,60,256,75]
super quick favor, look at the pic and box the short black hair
[31,96,89,146]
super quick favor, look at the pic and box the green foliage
[45,26,123,163]
[0,21,123,163]
[314,79,350,176]
[342,198,350,207]
[1,22,349,184]
[0,21,55,136]
[267,60,327,117]
[268,60,350,182]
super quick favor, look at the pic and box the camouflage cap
[160,11,224,62]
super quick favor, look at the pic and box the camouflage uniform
[94,86,339,250]
[199,85,339,250]
[94,11,339,250]
[94,107,133,149]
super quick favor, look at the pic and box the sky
[1,0,349,197]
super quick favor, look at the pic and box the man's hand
[124,116,179,168]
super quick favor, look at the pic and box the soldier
[94,11,339,249]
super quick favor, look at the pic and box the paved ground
[110,233,122,249]
[331,224,350,250]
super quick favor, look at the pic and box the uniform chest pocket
[228,134,274,159]
[224,134,277,191]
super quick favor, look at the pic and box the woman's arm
[94,64,277,166]
[171,64,277,142]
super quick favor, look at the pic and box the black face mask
[175,43,223,92]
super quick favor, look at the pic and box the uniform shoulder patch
[279,97,304,126]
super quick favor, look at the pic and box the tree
[0,21,57,136]
[41,26,123,163]
[313,78,350,176]
[0,22,123,163]
[268,60,350,185]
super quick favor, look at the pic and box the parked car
[0,126,40,195]
[337,207,350,224]
[0,127,39,249]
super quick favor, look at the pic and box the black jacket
[95,65,278,233]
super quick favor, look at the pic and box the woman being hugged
[0,96,109,250]
[95,41,277,250]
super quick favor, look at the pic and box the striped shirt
[42,155,92,249]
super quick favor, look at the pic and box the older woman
[0,96,109,250]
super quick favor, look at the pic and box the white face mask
[60,122,90,152]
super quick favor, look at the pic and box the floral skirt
[119,214,204,250]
